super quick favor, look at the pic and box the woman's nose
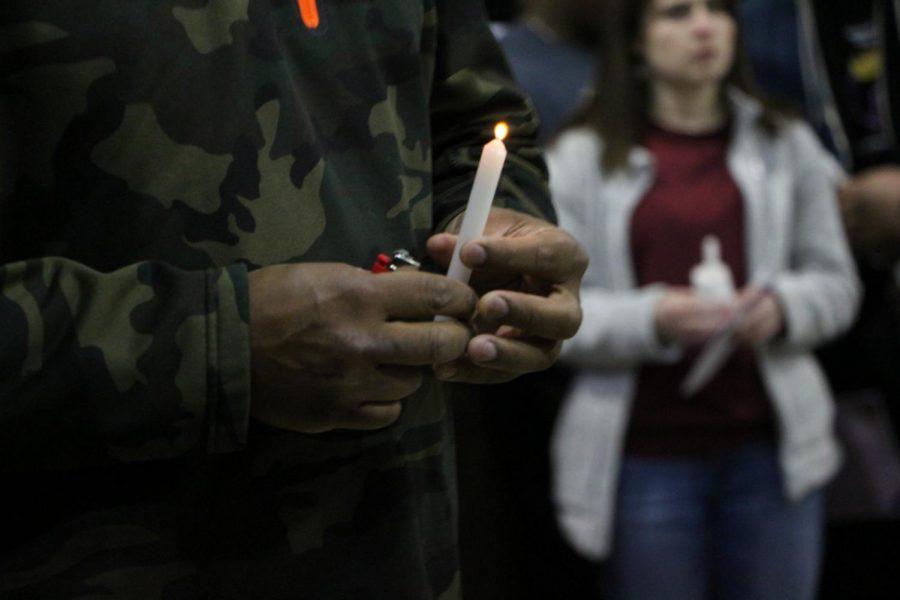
[691,5,717,37]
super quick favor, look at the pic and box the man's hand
[839,166,900,255]
[248,263,477,433]
[426,207,587,384]
[732,286,784,346]
[654,288,733,347]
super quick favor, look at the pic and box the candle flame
[494,122,509,141]
[298,0,320,29]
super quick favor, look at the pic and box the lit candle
[444,122,509,284]
[297,0,320,29]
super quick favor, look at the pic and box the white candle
[435,123,508,324]
[444,122,509,284]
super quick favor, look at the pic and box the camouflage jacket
[0,1,551,598]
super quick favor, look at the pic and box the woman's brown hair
[570,0,782,172]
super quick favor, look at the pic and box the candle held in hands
[444,122,509,284]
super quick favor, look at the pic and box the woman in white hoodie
[548,0,860,598]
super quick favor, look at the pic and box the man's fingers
[371,321,472,365]
[433,361,519,385]
[376,271,477,320]
[433,336,560,384]
[460,229,588,283]
[339,401,405,430]
[476,290,582,340]
[467,334,559,374]
[425,233,457,267]
[330,364,423,401]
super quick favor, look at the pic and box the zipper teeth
[297,0,320,29]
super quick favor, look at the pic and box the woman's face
[639,0,737,90]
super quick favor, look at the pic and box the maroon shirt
[625,124,774,456]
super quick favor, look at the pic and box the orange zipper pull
[297,0,320,29]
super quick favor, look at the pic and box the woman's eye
[659,3,692,19]
[707,0,728,12]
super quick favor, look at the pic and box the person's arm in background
[792,0,900,263]
[425,0,587,384]
[838,165,900,261]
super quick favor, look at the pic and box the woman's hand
[654,288,733,347]
[732,286,785,346]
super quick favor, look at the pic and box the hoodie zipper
[298,0,320,29]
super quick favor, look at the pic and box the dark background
[485,0,519,21]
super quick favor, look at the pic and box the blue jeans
[600,442,824,600]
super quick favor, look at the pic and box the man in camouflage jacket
[0,0,586,598]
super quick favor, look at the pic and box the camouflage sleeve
[0,258,251,471]
[429,0,555,231]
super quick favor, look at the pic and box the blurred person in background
[548,0,860,598]
[741,0,900,596]
[493,0,601,143]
